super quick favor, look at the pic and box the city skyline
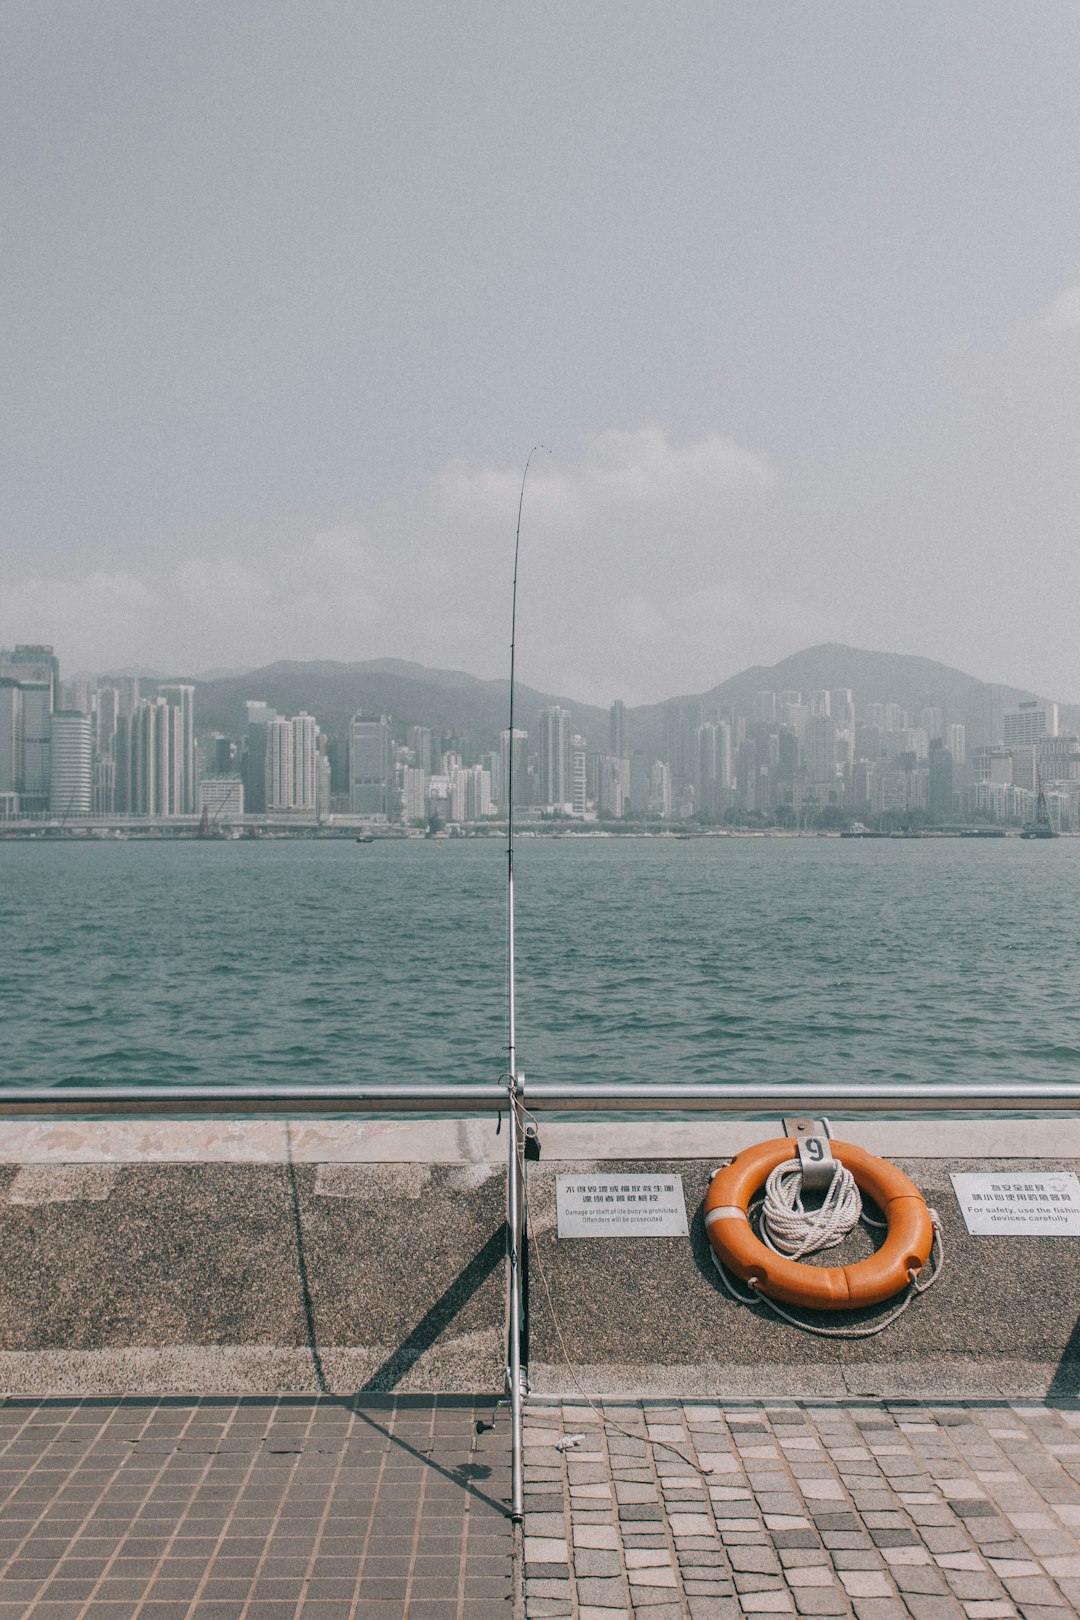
[3,637,1079,833]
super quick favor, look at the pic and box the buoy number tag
[796,1135,837,1193]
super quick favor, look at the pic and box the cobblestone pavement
[0,1393,513,1619]
[522,1398,1080,1620]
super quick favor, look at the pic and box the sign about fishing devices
[951,1172,1080,1236]
[556,1174,689,1238]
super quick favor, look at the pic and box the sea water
[1,836,1079,1092]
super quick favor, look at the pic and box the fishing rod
[505,443,547,1524]
[506,444,546,1086]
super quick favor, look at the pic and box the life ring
[704,1138,934,1311]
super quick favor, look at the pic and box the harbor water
[2,835,1079,1093]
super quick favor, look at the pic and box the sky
[3,2,1080,706]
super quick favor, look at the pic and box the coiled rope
[757,1157,864,1258]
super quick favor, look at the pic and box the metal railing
[1,1076,1077,1522]
[0,1081,1076,1117]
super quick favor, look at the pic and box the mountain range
[176,645,1076,752]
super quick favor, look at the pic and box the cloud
[0,571,157,656]
[2,424,796,703]
[437,425,773,530]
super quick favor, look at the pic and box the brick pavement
[522,1397,1080,1619]
[0,1393,513,1619]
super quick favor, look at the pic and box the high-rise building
[571,736,587,816]
[407,726,433,774]
[805,716,839,784]
[919,707,943,741]
[159,685,196,813]
[291,713,318,812]
[945,723,966,766]
[1003,701,1058,747]
[350,714,393,816]
[48,711,92,816]
[0,681,21,802]
[830,689,855,732]
[128,697,183,816]
[537,706,571,810]
[402,766,427,824]
[609,700,625,758]
[0,651,55,812]
[499,729,530,813]
[265,717,295,811]
[199,779,245,820]
[751,692,777,724]
[928,740,954,820]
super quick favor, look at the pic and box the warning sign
[556,1174,689,1238]
[951,1172,1080,1236]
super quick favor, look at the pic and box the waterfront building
[629,751,649,816]
[291,713,318,812]
[0,682,20,805]
[48,711,92,817]
[1,650,58,811]
[928,740,954,819]
[537,706,571,811]
[649,761,672,819]
[159,685,196,813]
[350,714,393,817]
[199,778,244,820]
[401,766,427,824]
[128,696,183,816]
[945,723,966,766]
[265,717,294,811]
[92,757,115,815]
[571,736,587,816]
[499,728,529,813]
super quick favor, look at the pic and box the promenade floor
[523,1397,1080,1620]
[0,1394,513,1619]
[3,1392,1079,1619]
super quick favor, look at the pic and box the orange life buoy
[704,1138,934,1311]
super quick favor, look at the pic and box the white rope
[758,1157,862,1258]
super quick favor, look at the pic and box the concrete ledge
[2,1116,1079,1162]
[526,1156,1080,1402]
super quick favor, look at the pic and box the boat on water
[1021,789,1057,839]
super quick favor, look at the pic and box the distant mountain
[628,643,1076,758]
[185,645,1077,753]
[191,659,608,749]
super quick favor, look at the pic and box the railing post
[506,1072,526,1522]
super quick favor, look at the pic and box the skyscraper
[499,728,529,813]
[265,717,295,811]
[609,700,626,758]
[159,685,196,813]
[350,714,393,816]
[291,713,318,812]
[537,706,571,810]
[48,712,92,816]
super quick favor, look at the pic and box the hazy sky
[3,3,1080,705]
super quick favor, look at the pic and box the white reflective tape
[705,1206,748,1228]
